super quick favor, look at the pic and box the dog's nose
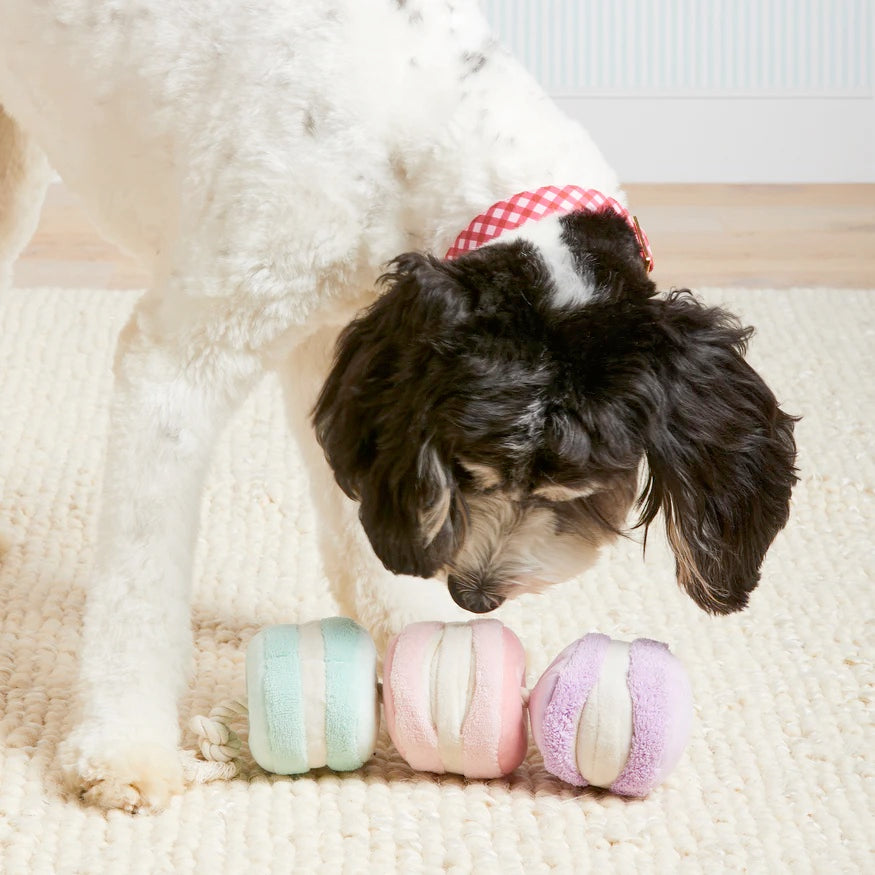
[447,574,506,614]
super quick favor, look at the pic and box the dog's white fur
[0,0,621,811]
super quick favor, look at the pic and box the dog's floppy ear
[312,253,464,577]
[637,291,798,613]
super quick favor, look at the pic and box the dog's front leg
[59,302,259,812]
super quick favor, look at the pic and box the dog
[0,0,797,811]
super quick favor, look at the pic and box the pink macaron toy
[382,619,529,779]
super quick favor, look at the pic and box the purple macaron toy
[528,633,693,796]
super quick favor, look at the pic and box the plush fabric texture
[246,625,307,775]
[457,619,520,778]
[530,634,692,794]
[530,632,611,786]
[496,625,528,775]
[319,617,379,771]
[0,286,872,872]
[296,620,328,769]
[383,620,527,779]
[246,619,378,775]
[381,621,444,774]
[574,639,634,787]
[609,638,693,797]
[430,622,473,775]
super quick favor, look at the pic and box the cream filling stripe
[575,639,634,787]
[298,620,328,769]
[428,623,474,775]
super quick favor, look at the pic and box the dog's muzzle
[447,574,506,614]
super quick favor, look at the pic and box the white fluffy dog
[0,0,796,812]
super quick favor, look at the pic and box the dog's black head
[313,209,797,614]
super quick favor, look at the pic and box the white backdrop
[482,0,875,182]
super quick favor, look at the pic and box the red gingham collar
[445,184,654,272]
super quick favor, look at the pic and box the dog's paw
[59,730,185,813]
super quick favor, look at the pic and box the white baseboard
[554,96,875,183]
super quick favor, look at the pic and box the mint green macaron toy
[245,617,380,774]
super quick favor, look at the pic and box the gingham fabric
[445,185,654,272]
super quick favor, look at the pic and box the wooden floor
[11,183,875,290]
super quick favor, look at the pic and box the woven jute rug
[0,286,871,873]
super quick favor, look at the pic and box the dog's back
[2,0,402,266]
[0,0,619,289]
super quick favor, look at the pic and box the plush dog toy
[191,617,692,797]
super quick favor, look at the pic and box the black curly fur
[313,209,798,613]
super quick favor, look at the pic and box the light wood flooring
[11,183,875,291]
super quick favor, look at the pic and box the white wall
[482,0,875,182]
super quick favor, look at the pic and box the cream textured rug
[0,286,872,873]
